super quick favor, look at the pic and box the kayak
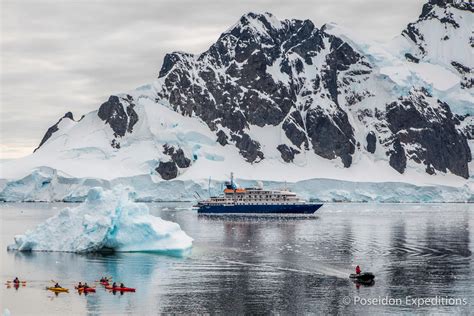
[349,272,375,283]
[100,281,110,286]
[105,286,136,292]
[47,287,69,293]
[77,287,96,293]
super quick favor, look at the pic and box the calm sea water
[1,202,473,315]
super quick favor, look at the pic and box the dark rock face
[172,148,191,168]
[402,24,425,55]
[305,109,355,167]
[126,104,139,134]
[366,132,376,154]
[460,116,474,139]
[156,145,192,180]
[216,130,228,146]
[283,112,308,149]
[385,90,471,178]
[451,61,473,89]
[277,144,300,162]
[156,161,178,180]
[231,133,264,163]
[98,96,127,137]
[163,144,191,169]
[389,137,407,174]
[157,12,368,167]
[451,61,470,75]
[405,53,420,63]
[34,112,75,152]
[98,95,138,138]
[460,76,473,89]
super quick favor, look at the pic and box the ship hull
[197,203,323,214]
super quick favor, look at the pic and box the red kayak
[100,282,109,286]
[105,286,136,292]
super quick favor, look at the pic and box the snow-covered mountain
[402,0,472,75]
[1,0,473,201]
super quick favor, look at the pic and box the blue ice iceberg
[7,187,193,254]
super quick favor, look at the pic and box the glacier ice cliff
[1,167,472,203]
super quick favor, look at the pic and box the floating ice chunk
[7,187,193,255]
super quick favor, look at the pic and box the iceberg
[7,187,193,254]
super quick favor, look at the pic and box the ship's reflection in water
[1,203,473,314]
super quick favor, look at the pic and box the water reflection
[386,207,472,302]
[1,203,473,314]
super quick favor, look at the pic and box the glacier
[6,187,193,254]
[1,167,472,203]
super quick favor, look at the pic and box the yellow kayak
[47,287,69,293]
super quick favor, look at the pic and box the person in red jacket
[355,265,361,275]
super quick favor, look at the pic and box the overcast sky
[0,0,425,159]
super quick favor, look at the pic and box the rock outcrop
[98,95,138,138]
[34,112,75,152]
[156,144,192,180]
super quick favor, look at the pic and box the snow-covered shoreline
[1,167,472,203]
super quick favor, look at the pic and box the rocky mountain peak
[423,0,473,13]
[154,12,370,167]
[233,12,284,33]
[34,112,76,152]
[32,7,473,181]
[402,0,473,71]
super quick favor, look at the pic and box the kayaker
[83,283,89,289]
[54,283,60,288]
[77,282,83,288]
[13,277,20,284]
[120,283,125,288]
[112,282,117,288]
[355,265,361,275]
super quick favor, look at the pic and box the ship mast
[230,172,236,203]
[208,177,211,197]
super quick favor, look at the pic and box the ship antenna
[231,172,234,188]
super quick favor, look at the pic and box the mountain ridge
[2,1,473,188]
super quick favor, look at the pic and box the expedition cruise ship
[196,174,323,214]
